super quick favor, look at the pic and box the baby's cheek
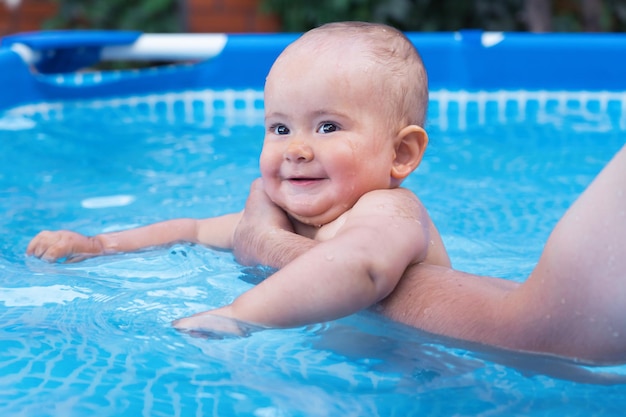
[258,149,279,176]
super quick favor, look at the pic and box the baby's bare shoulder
[353,188,424,217]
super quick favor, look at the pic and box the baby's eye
[317,122,339,134]
[270,124,290,135]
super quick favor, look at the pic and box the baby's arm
[27,212,242,262]
[175,188,430,330]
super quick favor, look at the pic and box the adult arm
[382,144,626,364]
[27,212,241,262]
[507,143,626,362]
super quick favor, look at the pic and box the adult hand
[233,178,308,268]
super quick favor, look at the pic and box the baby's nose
[284,140,313,162]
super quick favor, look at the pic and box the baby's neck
[291,212,348,242]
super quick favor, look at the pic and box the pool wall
[1,30,626,112]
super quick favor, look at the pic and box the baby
[27,22,450,332]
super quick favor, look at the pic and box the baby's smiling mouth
[290,177,317,182]
[285,176,326,185]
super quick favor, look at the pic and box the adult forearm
[379,264,516,341]
[233,227,316,268]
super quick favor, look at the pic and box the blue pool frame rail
[1,30,626,112]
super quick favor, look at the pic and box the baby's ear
[391,125,428,181]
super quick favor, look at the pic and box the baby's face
[259,41,400,227]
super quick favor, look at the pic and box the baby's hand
[26,230,104,263]
[173,311,249,339]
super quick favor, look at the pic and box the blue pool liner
[1,29,626,111]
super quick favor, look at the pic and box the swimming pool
[1,30,626,416]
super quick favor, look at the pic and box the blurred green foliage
[42,0,182,68]
[44,0,182,32]
[40,0,626,33]
[261,0,626,32]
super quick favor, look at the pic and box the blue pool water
[1,89,625,416]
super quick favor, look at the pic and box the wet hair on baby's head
[301,21,428,128]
